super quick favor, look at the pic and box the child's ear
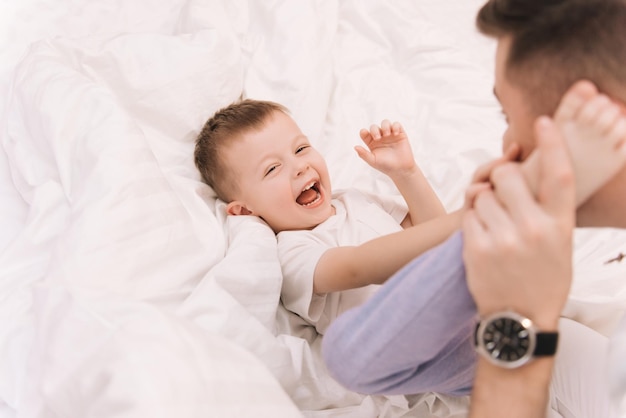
[226,201,254,216]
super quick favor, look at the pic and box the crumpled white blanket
[1,0,626,417]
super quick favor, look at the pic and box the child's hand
[355,120,416,178]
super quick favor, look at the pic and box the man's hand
[463,143,520,212]
[462,116,576,330]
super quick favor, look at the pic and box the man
[322,0,626,416]
[463,0,626,416]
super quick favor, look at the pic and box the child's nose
[295,162,310,177]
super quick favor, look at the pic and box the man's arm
[462,117,575,417]
[464,82,626,417]
[470,358,554,417]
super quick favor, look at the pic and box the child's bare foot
[523,80,626,206]
[556,80,626,205]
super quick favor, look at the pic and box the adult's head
[194,99,333,233]
[476,0,626,227]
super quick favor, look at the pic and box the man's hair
[477,0,626,115]
[194,99,289,201]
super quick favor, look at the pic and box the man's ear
[226,201,254,216]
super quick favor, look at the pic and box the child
[194,99,455,333]
[194,87,624,337]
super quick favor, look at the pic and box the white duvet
[2,1,626,417]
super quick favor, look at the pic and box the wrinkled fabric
[2,0,626,417]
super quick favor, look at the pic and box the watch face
[476,312,536,368]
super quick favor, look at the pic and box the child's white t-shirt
[277,188,407,334]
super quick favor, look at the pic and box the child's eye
[296,145,310,154]
[264,165,278,177]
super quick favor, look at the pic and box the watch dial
[483,317,530,361]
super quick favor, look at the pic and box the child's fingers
[369,124,382,140]
[359,128,371,141]
[380,119,391,136]
[354,145,375,166]
[391,121,402,135]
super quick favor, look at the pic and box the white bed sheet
[2,1,626,417]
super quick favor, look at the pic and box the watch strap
[533,332,559,356]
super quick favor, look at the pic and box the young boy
[194,99,450,333]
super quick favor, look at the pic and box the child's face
[225,110,334,233]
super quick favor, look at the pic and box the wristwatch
[473,311,559,369]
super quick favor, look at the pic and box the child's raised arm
[356,120,446,227]
[312,124,517,294]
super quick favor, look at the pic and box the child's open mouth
[296,181,322,206]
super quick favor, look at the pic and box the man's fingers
[486,118,574,226]
[464,182,492,210]
[462,209,489,254]
[472,189,515,232]
[471,143,520,184]
[489,162,537,222]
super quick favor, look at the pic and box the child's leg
[522,80,626,206]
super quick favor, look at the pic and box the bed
[2,0,626,417]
